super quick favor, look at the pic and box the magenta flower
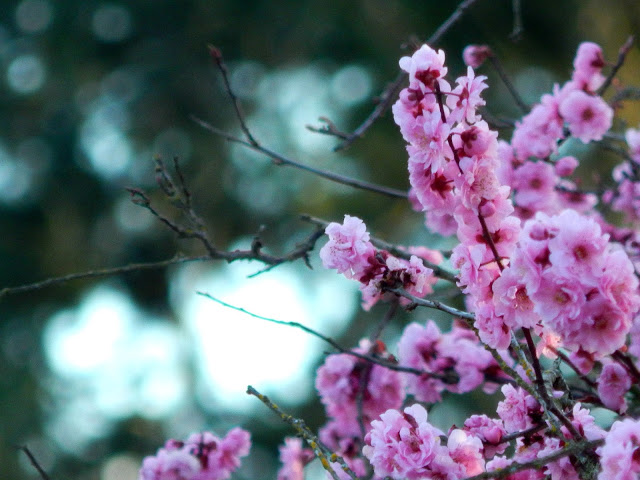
[598,419,640,480]
[320,215,375,279]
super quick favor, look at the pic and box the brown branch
[246,386,358,480]
[465,439,603,480]
[487,54,529,113]
[387,288,475,321]
[597,35,635,97]
[198,49,408,199]
[313,0,482,151]
[192,115,408,199]
[17,445,51,480]
[0,255,210,301]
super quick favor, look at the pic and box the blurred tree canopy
[1,0,639,478]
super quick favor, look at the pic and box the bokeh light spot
[92,4,132,43]
[15,0,53,34]
[331,64,372,106]
[7,54,46,94]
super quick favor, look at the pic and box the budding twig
[246,386,358,480]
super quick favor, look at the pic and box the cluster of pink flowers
[140,37,640,480]
[605,126,640,225]
[397,320,501,402]
[320,215,438,309]
[363,404,483,480]
[138,429,251,480]
[493,209,640,357]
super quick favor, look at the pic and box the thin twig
[387,288,474,320]
[17,445,51,480]
[509,0,523,41]
[208,45,258,147]
[597,35,635,97]
[487,54,529,113]
[247,386,358,480]
[192,115,408,199]
[465,439,603,480]
[196,292,432,376]
[0,255,209,301]
[319,0,482,151]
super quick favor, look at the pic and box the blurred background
[0,0,639,478]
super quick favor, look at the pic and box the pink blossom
[537,438,579,480]
[139,430,251,480]
[320,215,375,279]
[140,449,201,480]
[568,403,605,441]
[511,94,563,161]
[447,67,488,124]
[598,362,631,413]
[463,44,492,68]
[555,156,579,176]
[625,127,640,163]
[598,419,640,480]
[463,415,508,459]
[572,42,605,91]
[315,339,404,425]
[568,297,629,355]
[496,385,541,434]
[276,438,313,480]
[363,404,459,480]
[559,89,613,143]
[399,44,448,92]
[447,429,485,476]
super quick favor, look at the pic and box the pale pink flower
[598,363,631,413]
[598,419,640,480]
[277,438,313,480]
[447,429,485,476]
[572,41,605,91]
[555,156,579,176]
[625,127,640,163]
[463,415,507,458]
[400,44,448,92]
[496,385,541,434]
[463,44,492,68]
[363,404,458,480]
[447,66,488,124]
[559,89,613,143]
[320,215,374,278]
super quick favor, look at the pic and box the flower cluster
[397,320,501,403]
[320,215,438,309]
[139,35,640,480]
[138,429,251,480]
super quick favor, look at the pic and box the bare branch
[192,115,408,199]
[196,291,432,377]
[388,287,473,320]
[597,35,635,97]
[487,54,529,113]
[247,385,358,480]
[465,439,602,480]
[0,255,209,302]
[17,445,51,480]
[318,0,482,151]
